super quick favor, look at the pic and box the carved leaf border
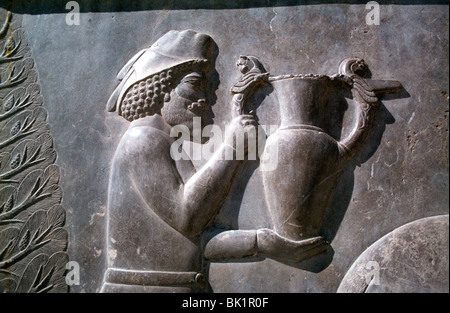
[0,10,69,293]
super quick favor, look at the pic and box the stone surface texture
[337,215,449,293]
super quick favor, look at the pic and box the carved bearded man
[101,30,257,292]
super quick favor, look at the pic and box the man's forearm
[181,143,243,236]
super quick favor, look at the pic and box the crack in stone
[269,7,277,36]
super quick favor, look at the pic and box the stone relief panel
[102,27,409,292]
[1,1,447,294]
[0,11,68,293]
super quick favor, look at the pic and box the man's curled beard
[161,97,209,144]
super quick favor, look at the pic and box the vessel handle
[335,58,379,160]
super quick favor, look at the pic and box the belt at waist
[104,268,206,289]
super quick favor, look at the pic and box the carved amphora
[204,57,401,263]
[260,59,381,242]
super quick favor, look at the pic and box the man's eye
[183,78,204,88]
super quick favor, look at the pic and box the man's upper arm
[121,127,185,230]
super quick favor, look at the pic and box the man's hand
[224,114,259,154]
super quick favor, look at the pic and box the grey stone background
[3,0,447,292]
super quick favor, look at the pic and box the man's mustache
[187,99,208,112]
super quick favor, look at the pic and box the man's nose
[188,99,208,112]
[197,99,208,110]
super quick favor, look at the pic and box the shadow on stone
[321,86,410,243]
